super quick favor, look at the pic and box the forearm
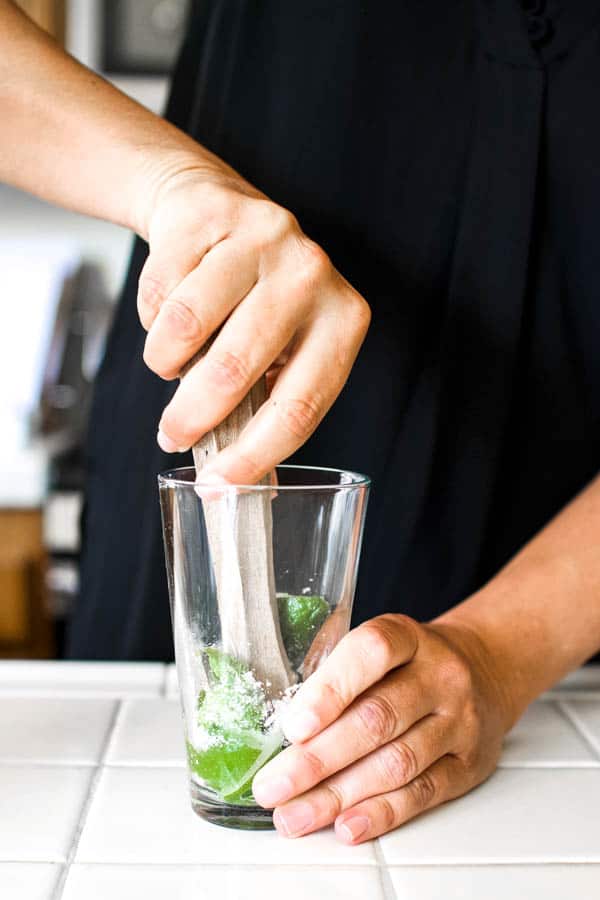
[436,474,600,726]
[0,0,226,237]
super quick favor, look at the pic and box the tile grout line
[4,858,600,869]
[557,700,600,761]
[373,839,396,900]
[50,699,123,900]
[364,855,600,867]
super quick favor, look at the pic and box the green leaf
[278,594,329,669]
[204,646,247,682]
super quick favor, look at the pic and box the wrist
[131,137,253,242]
[430,602,533,731]
[129,150,213,241]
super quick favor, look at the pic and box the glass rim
[157,464,371,492]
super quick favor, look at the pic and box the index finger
[188,291,368,482]
[281,614,419,744]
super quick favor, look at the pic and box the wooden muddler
[183,353,295,697]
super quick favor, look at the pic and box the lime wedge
[187,737,262,799]
[187,730,283,805]
[220,729,284,804]
[188,647,285,804]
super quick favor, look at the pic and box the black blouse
[68,1,600,660]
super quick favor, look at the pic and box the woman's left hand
[252,613,514,843]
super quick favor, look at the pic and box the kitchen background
[0,0,188,659]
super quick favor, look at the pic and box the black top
[68,0,600,660]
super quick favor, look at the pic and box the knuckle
[138,273,167,326]
[255,200,296,241]
[409,770,437,810]
[273,395,321,440]
[460,738,484,773]
[299,747,327,783]
[460,697,482,742]
[186,180,243,236]
[204,184,241,224]
[379,739,419,787]
[444,654,474,698]
[382,612,416,634]
[347,293,372,335]
[205,350,251,395]
[376,796,397,832]
[269,202,297,233]
[297,239,331,283]
[322,781,345,817]
[160,298,203,343]
[319,680,348,717]
[356,695,397,745]
[359,620,397,671]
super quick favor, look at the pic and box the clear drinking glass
[158,465,370,830]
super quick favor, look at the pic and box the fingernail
[282,708,321,744]
[157,429,186,453]
[252,774,294,808]
[336,815,370,843]
[273,802,315,837]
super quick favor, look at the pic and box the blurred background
[0,0,188,659]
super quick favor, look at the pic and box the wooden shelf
[0,509,53,658]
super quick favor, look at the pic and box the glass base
[190,780,274,830]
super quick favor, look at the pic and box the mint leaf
[278,594,329,669]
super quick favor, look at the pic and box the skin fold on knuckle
[317,678,349,720]
[408,769,438,812]
[377,739,419,788]
[159,298,204,344]
[300,677,347,725]
[297,745,327,784]
[204,349,251,395]
[355,694,397,746]
[137,273,167,329]
[321,781,346,819]
[143,305,204,380]
[374,795,398,834]
[271,395,322,441]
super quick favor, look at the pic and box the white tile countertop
[0,662,599,899]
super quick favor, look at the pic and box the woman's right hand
[137,162,370,483]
